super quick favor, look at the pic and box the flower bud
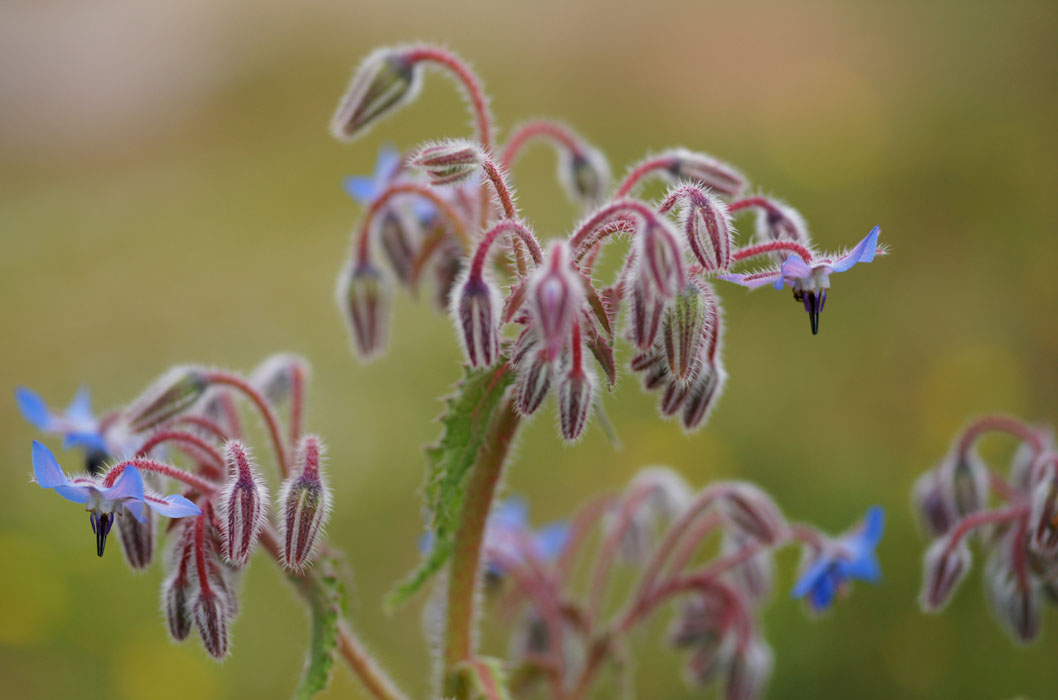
[452,273,501,368]
[670,148,747,197]
[639,222,683,298]
[161,522,195,641]
[670,596,726,648]
[681,191,733,273]
[192,589,230,659]
[530,243,582,360]
[723,637,772,700]
[682,361,726,432]
[378,209,418,284]
[413,140,482,186]
[126,366,208,433]
[659,379,689,416]
[911,469,954,538]
[755,203,810,266]
[919,536,971,612]
[118,508,154,570]
[938,451,988,520]
[220,441,267,567]
[558,364,596,442]
[331,47,420,142]
[628,274,665,350]
[337,259,390,360]
[984,543,1041,643]
[1010,429,1053,490]
[249,354,310,405]
[720,483,785,545]
[1028,474,1058,556]
[723,534,774,603]
[433,241,464,311]
[515,345,554,416]
[662,283,710,382]
[559,147,610,207]
[279,436,331,570]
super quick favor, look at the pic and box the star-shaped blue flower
[16,386,107,453]
[791,505,884,611]
[344,144,436,222]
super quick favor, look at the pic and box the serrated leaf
[290,554,349,700]
[386,363,514,609]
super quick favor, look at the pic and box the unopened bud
[723,637,772,700]
[629,274,665,350]
[250,354,310,405]
[162,523,195,641]
[670,596,726,648]
[559,147,610,207]
[126,366,208,433]
[515,346,554,417]
[452,273,501,368]
[662,283,710,382]
[337,259,390,360]
[118,508,154,570]
[192,590,230,659]
[720,483,785,545]
[639,222,683,298]
[220,441,267,567]
[433,242,464,311]
[723,534,774,603]
[984,544,1041,643]
[939,451,988,520]
[659,379,689,416]
[920,537,971,612]
[682,362,726,432]
[912,469,955,538]
[1029,474,1058,556]
[670,148,747,197]
[413,140,481,186]
[558,364,596,442]
[755,203,810,265]
[331,47,420,142]
[681,191,733,272]
[279,436,331,570]
[530,243,582,360]
[379,209,418,284]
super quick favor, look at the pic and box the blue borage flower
[16,386,106,453]
[792,505,884,611]
[719,226,882,334]
[344,144,435,222]
[32,441,201,556]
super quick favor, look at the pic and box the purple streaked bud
[984,544,1041,643]
[433,241,465,311]
[920,537,971,612]
[723,534,774,603]
[117,508,154,570]
[723,637,772,700]
[670,596,726,649]
[912,469,955,538]
[163,570,193,642]
[756,202,811,267]
[660,379,689,416]
[220,441,267,567]
[250,353,310,405]
[126,366,209,433]
[452,272,501,368]
[279,436,331,570]
[192,589,229,659]
[641,359,669,391]
[939,451,988,520]
[558,364,596,442]
[378,209,418,284]
[629,274,665,351]
[1010,429,1053,490]
[680,191,733,273]
[331,47,420,142]
[682,361,727,432]
[662,283,710,382]
[515,345,554,416]
[1028,474,1058,556]
[559,147,610,207]
[530,243,582,360]
[337,259,391,360]
[670,148,747,197]
[413,140,482,186]
[639,222,684,298]
[720,483,785,545]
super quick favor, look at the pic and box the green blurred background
[2,0,1056,697]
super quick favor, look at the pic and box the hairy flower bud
[452,273,501,368]
[337,259,390,360]
[118,509,154,570]
[192,589,230,659]
[126,366,208,433]
[279,436,331,570]
[639,222,684,298]
[681,191,733,273]
[938,451,988,520]
[670,148,747,197]
[662,283,710,382]
[629,273,665,351]
[558,364,596,442]
[162,523,195,641]
[331,47,420,141]
[920,537,971,612]
[755,202,810,266]
[911,469,954,538]
[682,361,727,432]
[984,543,1041,643]
[720,483,785,545]
[724,637,772,700]
[378,209,418,284]
[530,243,582,360]
[558,147,610,206]
[250,354,310,405]
[515,345,554,416]
[1028,472,1058,556]
[433,241,465,311]
[723,534,774,603]
[220,441,267,567]
[413,140,482,186]
[659,379,689,416]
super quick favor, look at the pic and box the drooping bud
[378,209,418,284]
[558,362,596,442]
[629,273,665,350]
[719,483,785,545]
[529,242,582,360]
[337,259,391,360]
[452,272,501,368]
[413,140,482,186]
[984,543,1041,643]
[680,191,733,273]
[250,354,310,405]
[912,469,955,538]
[670,148,747,197]
[515,346,554,416]
[1028,472,1058,556]
[162,524,195,641]
[1010,430,1053,490]
[723,637,773,700]
[331,47,421,142]
[755,202,811,266]
[682,361,727,432]
[662,283,710,382]
[117,508,154,570]
[220,441,267,567]
[639,222,684,298]
[920,536,972,612]
[938,450,988,520]
[659,379,689,416]
[723,534,774,603]
[433,240,465,311]
[192,589,230,659]
[558,146,610,207]
[125,366,208,433]
[279,436,331,570]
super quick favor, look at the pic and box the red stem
[355,183,471,262]
[945,504,1030,551]
[405,46,493,151]
[728,196,784,217]
[135,430,225,471]
[205,371,290,478]
[500,120,582,171]
[469,219,544,280]
[955,415,1046,458]
[615,155,678,198]
[732,240,814,264]
[103,458,218,493]
[172,415,229,443]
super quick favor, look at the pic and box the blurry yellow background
[2,0,1057,698]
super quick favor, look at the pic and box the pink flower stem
[404,46,494,152]
[732,240,815,264]
[955,414,1046,459]
[728,196,784,217]
[354,183,471,262]
[290,363,305,446]
[945,504,1030,552]
[135,430,225,478]
[569,199,667,252]
[555,493,617,586]
[172,415,229,443]
[204,371,290,478]
[217,391,244,439]
[102,458,218,493]
[469,220,543,282]
[614,155,679,198]
[500,119,583,171]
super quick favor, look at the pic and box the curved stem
[615,155,679,198]
[728,196,784,217]
[172,415,230,443]
[405,46,493,151]
[469,220,543,281]
[102,458,218,493]
[500,120,582,171]
[732,240,814,264]
[204,371,290,478]
[955,415,1046,458]
[135,430,225,471]
[443,397,523,693]
[355,183,471,262]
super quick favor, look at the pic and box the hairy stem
[205,371,290,478]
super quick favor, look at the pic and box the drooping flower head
[17,386,107,456]
[791,505,884,611]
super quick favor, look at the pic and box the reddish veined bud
[378,209,418,284]
[558,146,610,207]
[249,353,310,405]
[125,365,209,433]
[755,202,811,266]
[911,469,954,537]
[920,536,971,612]
[1009,429,1053,490]
[639,222,684,298]
[117,508,154,570]
[162,525,195,641]
[192,589,230,659]
[938,450,988,520]
[984,541,1041,643]
[279,436,331,570]
[515,345,554,416]
[452,273,501,368]
[723,637,772,700]
[682,361,727,432]
[659,379,689,416]
[662,283,710,382]
[529,243,582,360]
[670,596,726,648]
[331,47,421,142]
[629,273,665,351]
[413,140,482,186]
[337,259,391,361]
[681,191,733,273]
[1028,472,1058,556]
[720,483,785,545]
[670,148,747,197]
[433,241,465,311]
[220,441,267,567]
[723,534,774,603]
[558,363,596,442]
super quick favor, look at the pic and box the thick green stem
[442,396,522,695]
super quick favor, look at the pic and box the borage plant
[19,44,888,700]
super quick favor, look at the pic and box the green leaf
[290,554,350,700]
[452,657,513,700]
[386,363,514,609]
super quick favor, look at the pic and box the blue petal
[53,484,92,504]
[838,551,881,583]
[533,521,570,561]
[859,505,885,546]
[791,555,833,599]
[717,271,783,289]
[492,498,529,529]
[32,440,69,488]
[66,387,94,424]
[375,144,401,182]
[103,466,145,504]
[411,199,436,223]
[810,573,837,611]
[344,176,380,204]
[827,226,880,273]
[63,431,107,453]
[145,494,202,519]
[124,501,147,523]
[17,388,55,431]
[777,255,812,289]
